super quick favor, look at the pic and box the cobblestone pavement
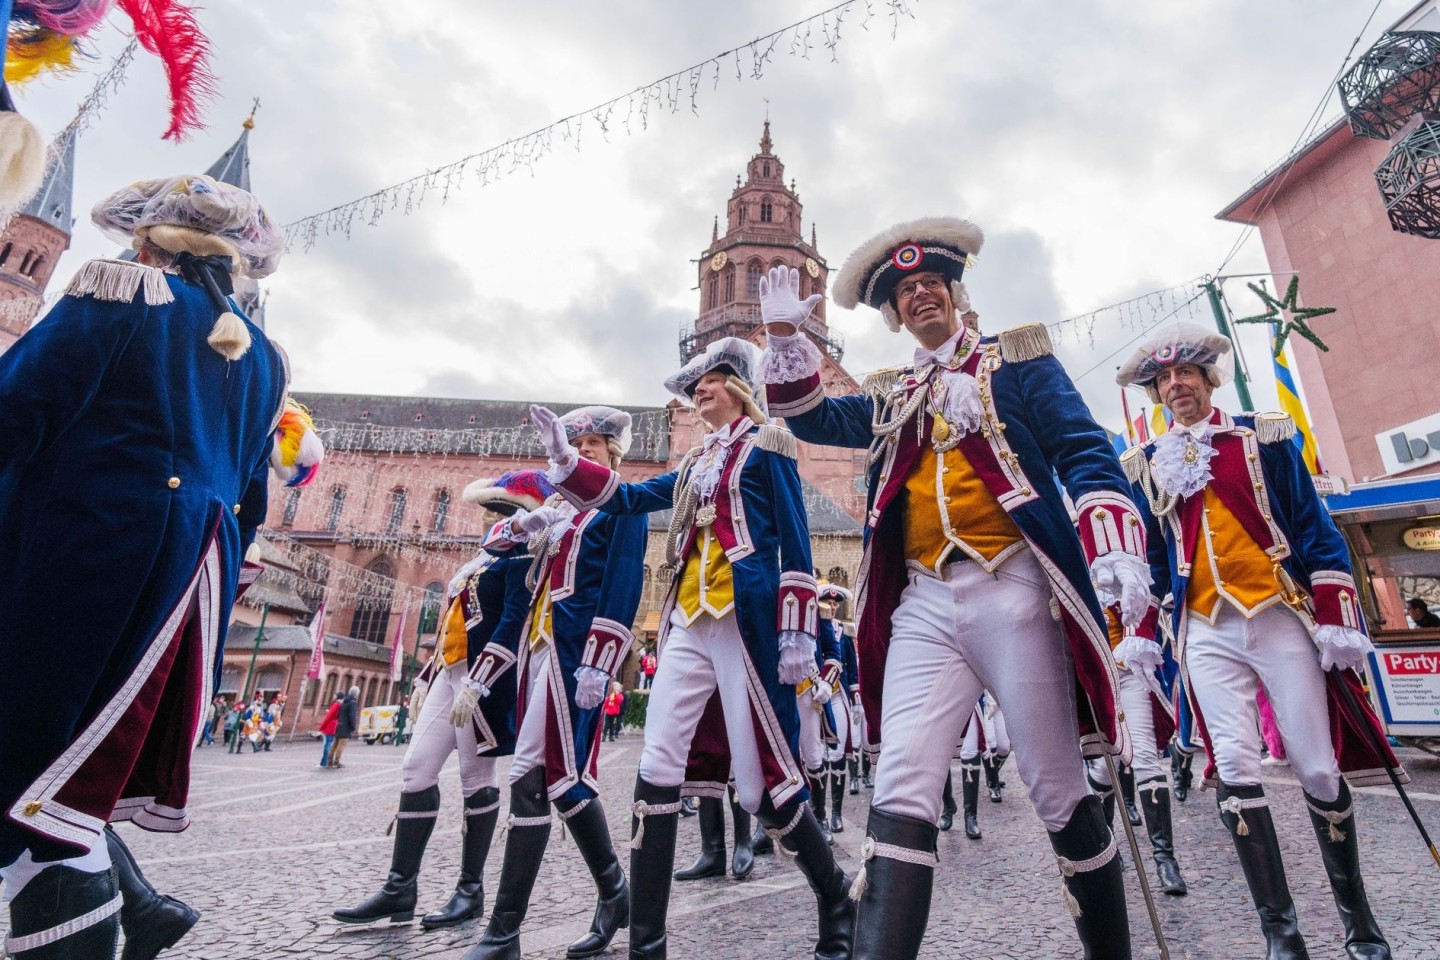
[8,734,1440,959]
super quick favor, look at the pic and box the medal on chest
[695,502,717,527]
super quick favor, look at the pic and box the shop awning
[1326,474,1440,524]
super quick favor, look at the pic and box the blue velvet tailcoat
[464,543,533,758]
[0,261,284,863]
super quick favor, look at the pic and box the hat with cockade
[1116,322,1233,404]
[664,336,767,424]
[462,469,558,516]
[833,217,984,333]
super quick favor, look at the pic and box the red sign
[1384,652,1440,675]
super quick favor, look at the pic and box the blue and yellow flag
[1272,332,1322,475]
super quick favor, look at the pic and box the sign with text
[1371,644,1440,728]
[1403,526,1440,551]
[1375,410,1440,476]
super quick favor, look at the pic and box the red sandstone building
[1217,1,1440,641]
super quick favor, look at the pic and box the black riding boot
[847,757,860,795]
[939,769,957,832]
[851,806,937,960]
[1136,777,1187,896]
[1048,794,1131,960]
[334,785,440,924]
[751,819,774,855]
[1216,782,1310,960]
[4,863,119,960]
[461,769,552,960]
[1306,783,1389,959]
[828,760,846,834]
[628,779,683,960]
[1119,763,1141,827]
[808,768,831,844]
[560,796,629,958]
[861,752,873,788]
[423,786,500,929]
[1172,749,1194,803]
[961,758,982,840]
[674,795,725,880]
[984,752,1009,803]
[757,799,853,960]
[730,793,755,880]
[107,825,199,960]
[1086,768,1117,831]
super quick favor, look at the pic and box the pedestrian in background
[318,696,342,768]
[329,685,361,769]
[603,681,625,742]
[222,699,239,748]
[393,700,410,746]
[638,648,657,690]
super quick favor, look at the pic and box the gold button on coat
[233,504,242,514]
[167,477,181,489]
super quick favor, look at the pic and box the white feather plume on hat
[833,216,984,332]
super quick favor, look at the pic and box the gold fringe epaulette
[754,422,798,459]
[861,366,906,399]
[1254,412,1297,444]
[999,323,1053,363]
[1119,445,1149,485]
[65,259,174,306]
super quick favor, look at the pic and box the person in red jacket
[602,682,626,742]
[318,697,342,768]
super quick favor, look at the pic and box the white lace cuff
[546,451,579,484]
[777,630,817,685]
[1314,625,1374,673]
[759,331,823,384]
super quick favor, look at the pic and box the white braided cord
[4,893,122,953]
[557,798,592,820]
[1056,833,1117,877]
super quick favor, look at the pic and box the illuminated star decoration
[1232,276,1337,357]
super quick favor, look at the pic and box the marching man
[761,218,1152,960]
[463,408,646,960]
[1118,323,1404,960]
[332,470,549,931]
[797,584,848,842]
[532,337,852,960]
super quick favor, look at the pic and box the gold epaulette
[998,323,1053,363]
[861,366,907,399]
[1254,412,1297,444]
[65,258,174,306]
[754,422,798,459]
[1119,445,1149,485]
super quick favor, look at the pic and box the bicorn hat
[462,469,557,516]
[1116,322,1233,404]
[833,217,984,332]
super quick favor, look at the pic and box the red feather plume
[115,0,216,141]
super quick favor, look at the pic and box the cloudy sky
[13,0,1416,434]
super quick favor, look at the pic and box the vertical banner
[306,595,329,680]
[389,595,411,682]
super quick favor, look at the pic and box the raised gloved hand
[1113,634,1164,678]
[450,680,482,728]
[1091,551,1152,627]
[777,630,817,685]
[1314,625,1375,673]
[758,265,822,337]
[530,404,574,465]
[574,665,610,710]
[512,504,563,536]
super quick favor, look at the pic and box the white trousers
[638,612,767,812]
[873,548,1091,831]
[509,645,550,785]
[798,689,846,771]
[1087,668,1163,787]
[402,662,497,795]
[1184,603,1341,802]
[958,700,1010,761]
[850,696,865,756]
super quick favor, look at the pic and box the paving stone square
[7,733,1440,958]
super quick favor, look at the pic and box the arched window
[760,198,773,223]
[365,676,379,707]
[24,254,44,277]
[723,267,735,302]
[763,161,771,178]
[18,251,33,274]
[325,485,346,531]
[386,487,408,534]
[745,262,763,299]
[350,557,395,645]
[431,489,451,533]
[737,203,746,225]
[283,488,301,526]
[0,242,11,267]
[321,672,338,707]
[707,276,718,310]
[255,665,285,695]
[827,566,850,588]
[418,580,445,633]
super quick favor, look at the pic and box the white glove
[1314,625,1375,673]
[777,630,817,685]
[408,680,430,726]
[808,675,832,705]
[530,404,575,466]
[574,665,610,710]
[449,681,481,728]
[758,265,822,336]
[1113,634,1164,678]
[512,504,563,536]
[1091,551,1152,628]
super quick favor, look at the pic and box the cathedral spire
[759,119,773,155]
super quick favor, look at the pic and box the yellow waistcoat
[528,582,555,652]
[1186,487,1281,623]
[902,442,1023,574]
[439,597,469,667]
[675,524,735,624]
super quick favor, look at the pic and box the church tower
[682,121,843,365]
[0,135,74,352]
